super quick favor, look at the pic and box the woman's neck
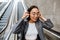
[29,20,35,23]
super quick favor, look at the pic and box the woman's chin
[33,20,37,22]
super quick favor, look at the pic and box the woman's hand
[38,13,47,21]
[22,12,29,19]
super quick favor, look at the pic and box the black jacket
[13,18,54,40]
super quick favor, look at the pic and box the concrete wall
[25,0,60,32]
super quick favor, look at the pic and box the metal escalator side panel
[17,2,24,20]
[44,28,60,40]
[0,0,14,34]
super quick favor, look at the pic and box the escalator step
[0,20,7,23]
[3,13,10,16]
[2,16,9,18]
[0,19,8,21]
[2,16,8,18]
[0,26,5,28]
[0,28,3,31]
[1,18,8,20]
[0,24,5,26]
[0,19,7,22]
[0,23,7,26]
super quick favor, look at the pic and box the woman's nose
[35,15,38,18]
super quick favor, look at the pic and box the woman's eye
[32,12,35,15]
[33,13,35,15]
[32,13,35,15]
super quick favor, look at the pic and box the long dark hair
[27,5,39,21]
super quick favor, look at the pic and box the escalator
[4,1,60,40]
[44,28,60,40]
[0,0,14,33]
[0,0,14,40]
[0,0,60,40]
[17,2,24,21]
[2,1,27,40]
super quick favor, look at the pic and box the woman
[13,5,54,40]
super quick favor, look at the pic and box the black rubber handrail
[44,28,60,40]
[45,28,60,36]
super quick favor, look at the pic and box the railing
[44,28,60,40]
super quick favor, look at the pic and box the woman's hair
[27,5,39,21]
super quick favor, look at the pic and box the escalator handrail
[44,28,60,38]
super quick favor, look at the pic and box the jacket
[13,18,54,40]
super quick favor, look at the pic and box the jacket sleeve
[13,18,25,34]
[42,19,54,29]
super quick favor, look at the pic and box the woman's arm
[13,12,29,34]
[39,14,54,29]
[42,19,54,29]
[13,18,25,34]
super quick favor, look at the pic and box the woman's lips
[33,18,38,21]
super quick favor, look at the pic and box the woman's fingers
[24,12,29,17]
[22,12,29,19]
[38,13,41,17]
[39,13,47,21]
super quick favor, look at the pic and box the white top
[25,23,38,40]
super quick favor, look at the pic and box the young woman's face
[29,8,40,22]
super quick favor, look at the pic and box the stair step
[0,26,5,28]
[3,13,10,16]
[0,19,7,23]
[1,18,8,20]
[0,20,7,23]
[2,16,9,18]
[0,28,3,31]
[0,23,7,26]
